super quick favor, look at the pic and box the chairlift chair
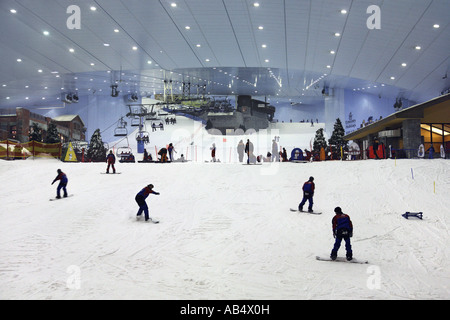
[116,146,132,158]
[131,117,141,127]
[114,118,128,137]
[136,131,150,144]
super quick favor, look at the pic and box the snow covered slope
[0,157,449,299]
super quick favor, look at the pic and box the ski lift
[114,117,128,137]
[136,131,150,144]
[131,117,141,127]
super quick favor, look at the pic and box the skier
[51,169,68,199]
[298,176,315,213]
[106,150,116,173]
[135,184,160,222]
[331,207,353,261]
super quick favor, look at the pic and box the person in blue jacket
[106,150,116,173]
[135,184,160,222]
[298,176,315,212]
[331,207,353,261]
[51,169,68,199]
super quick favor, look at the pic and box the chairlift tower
[163,80,174,103]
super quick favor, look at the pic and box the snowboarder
[135,184,160,222]
[211,143,216,162]
[106,150,116,173]
[158,148,168,162]
[168,143,176,161]
[330,207,353,261]
[298,176,315,213]
[245,139,254,164]
[51,169,68,199]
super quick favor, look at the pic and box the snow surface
[1,117,449,300]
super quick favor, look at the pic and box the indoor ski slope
[0,156,449,300]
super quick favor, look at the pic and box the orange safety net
[0,140,61,159]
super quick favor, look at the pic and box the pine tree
[45,123,60,144]
[313,128,327,152]
[86,129,107,162]
[328,118,348,159]
[29,122,42,142]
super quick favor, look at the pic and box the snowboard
[50,194,74,201]
[136,216,159,224]
[316,256,369,264]
[290,208,322,215]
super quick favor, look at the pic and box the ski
[316,256,369,264]
[50,194,74,201]
[290,208,322,215]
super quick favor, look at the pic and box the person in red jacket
[331,207,353,261]
[106,150,116,174]
[51,169,68,198]
[298,176,315,212]
[135,184,160,222]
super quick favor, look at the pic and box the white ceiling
[0,0,449,109]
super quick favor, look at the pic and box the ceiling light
[103,43,110,47]
[326,65,331,69]
[258,26,264,30]
[132,46,138,50]
[330,50,335,54]
[253,2,260,7]
[114,29,119,33]
[265,59,269,63]
[10,9,17,14]
[90,6,97,11]
[90,63,95,66]
[185,26,191,30]
[196,44,201,47]
[415,46,421,50]
[205,59,210,62]
[6,97,10,100]
[401,63,407,67]
[334,32,341,37]
[43,31,50,36]
[69,48,75,52]
[17,59,22,62]
[390,76,396,80]
[433,24,440,29]
[262,44,267,48]
[340,9,347,14]
[147,60,152,64]
[38,69,43,73]
[171,3,177,7]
